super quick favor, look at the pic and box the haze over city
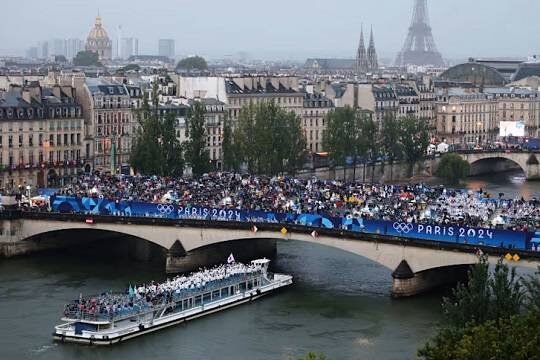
[1,0,540,60]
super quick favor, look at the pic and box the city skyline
[1,0,540,60]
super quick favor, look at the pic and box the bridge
[456,150,540,179]
[1,211,539,298]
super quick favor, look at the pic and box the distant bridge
[1,211,539,298]
[456,150,540,179]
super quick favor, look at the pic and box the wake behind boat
[53,258,292,345]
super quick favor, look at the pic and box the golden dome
[87,16,110,41]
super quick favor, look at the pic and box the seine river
[0,171,538,360]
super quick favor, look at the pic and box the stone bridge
[457,151,540,179]
[1,212,539,298]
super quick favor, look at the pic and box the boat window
[239,282,246,292]
[203,293,211,303]
[194,295,202,306]
[222,287,229,297]
[212,290,221,300]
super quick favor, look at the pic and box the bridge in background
[456,150,540,179]
[1,211,539,298]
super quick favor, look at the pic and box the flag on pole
[227,253,235,264]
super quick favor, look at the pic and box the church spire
[367,25,379,73]
[356,24,368,75]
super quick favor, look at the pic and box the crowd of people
[51,172,539,231]
[64,262,263,321]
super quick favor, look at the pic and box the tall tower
[367,26,379,72]
[356,26,368,75]
[395,0,444,67]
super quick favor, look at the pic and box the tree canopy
[435,153,470,184]
[226,101,306,175]
[184,101,212,177]
[418,260,540,360]
[176,56,208,71]
[130,84,183,177]
[73,51,102,67]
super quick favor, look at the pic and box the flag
[227,253,235,264]
[311,230,318,238]
[85,218,94,224]
[252,225,258,233]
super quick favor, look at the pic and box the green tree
[322,107,357,179]
[435,153,470,184]
[359,115,379,183]
[130,84,183,176]
[73,51,102,66]
[283,111,308,174]
[418,311,540,360]
[176,56,208,71]
[400,116,429,176]
[418,258,537,360]
[234,101,306,175]
[185,101,212,177]
[380,114,403,181]
[222,115,240,172]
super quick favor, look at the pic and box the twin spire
[356,25,379,75]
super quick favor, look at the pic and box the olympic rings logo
[156,204,175,214]
[393,222,414,233]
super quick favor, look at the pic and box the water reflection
[465,170,539,200]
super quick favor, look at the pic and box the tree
[185,101,212,177]
[234,101,307,175]
[322,107,357,179]
[380,114,403,181]
[360,115,379,183]
[222,115,240,172]
[435,153,470,184]
[130,84,184,176]
[400,116,429,176]
[73,51,102,67]
[418,311,540,360]
[176,56,208,71]
[418,258,538,360]
[283,111,307,174]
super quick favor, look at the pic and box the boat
[53,259,292,345]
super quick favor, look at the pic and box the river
[0,171,537,360]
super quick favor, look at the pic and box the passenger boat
[53,259,292,345]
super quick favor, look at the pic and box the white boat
[53,259,292,345]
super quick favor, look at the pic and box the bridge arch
[468,156,525,177]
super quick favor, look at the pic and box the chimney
[52,85,62,99]
[21,89,32,104]
[29,85,42,104]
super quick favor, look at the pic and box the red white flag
[252,225,258,233]
[311,230,318,238]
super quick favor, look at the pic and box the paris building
[85,16,112,61]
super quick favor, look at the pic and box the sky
[1,0,539,61]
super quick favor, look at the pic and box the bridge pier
[391,261,470,298]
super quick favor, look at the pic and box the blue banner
[48,195,530,251]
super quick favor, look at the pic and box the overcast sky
[1,0,539,60]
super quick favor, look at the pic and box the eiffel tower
[395,0,444,67]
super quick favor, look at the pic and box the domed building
[85,16,112,61]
